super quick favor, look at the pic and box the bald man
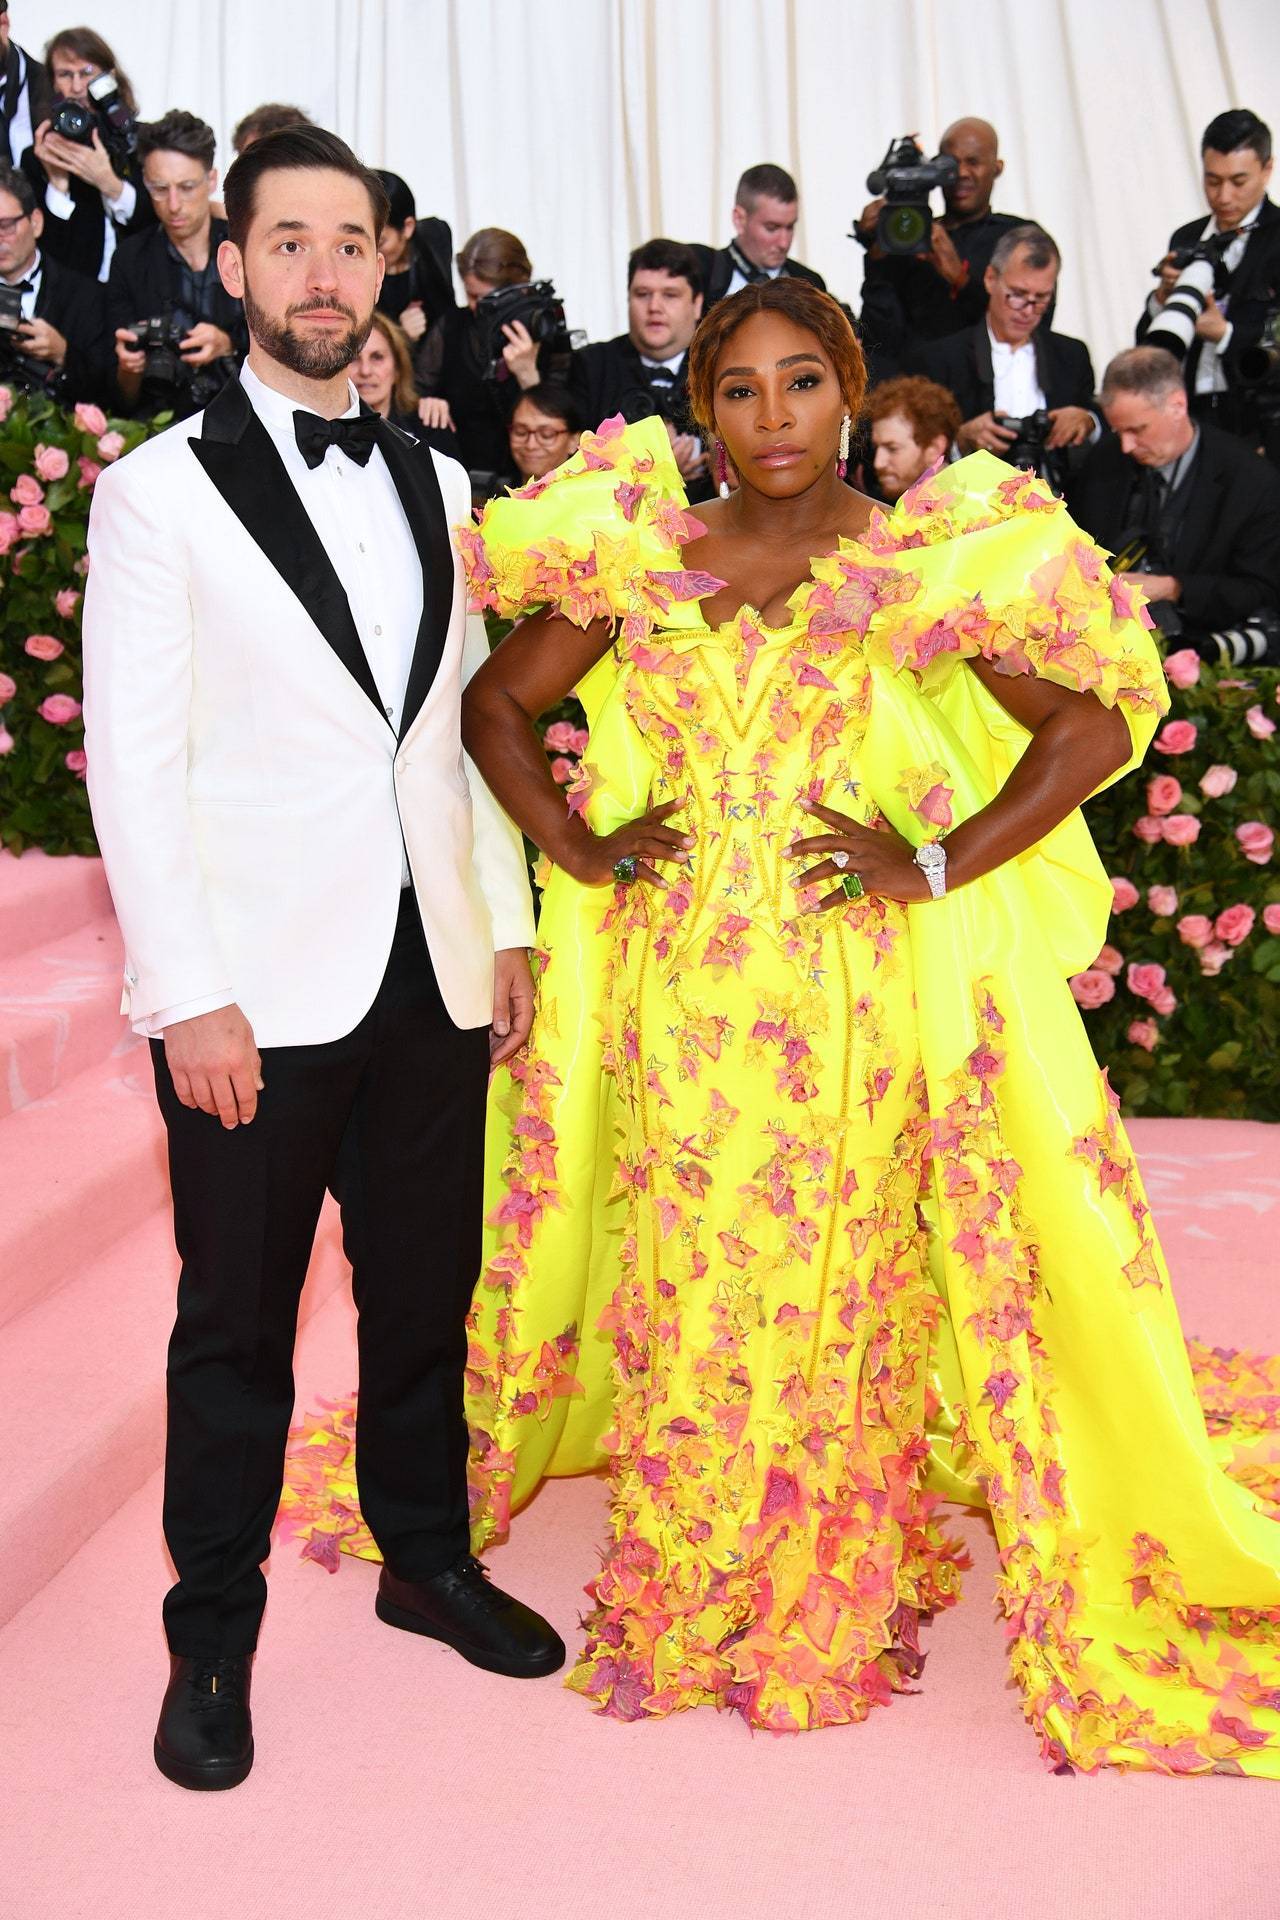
[857,117,1037,377]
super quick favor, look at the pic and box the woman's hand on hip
[563,800,693,890]
[787,801,931,908]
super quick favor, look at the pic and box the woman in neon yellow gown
[281,284,1280,1774]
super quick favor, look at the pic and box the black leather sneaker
[376,1557,566,1677]
[154,1654,254,1790]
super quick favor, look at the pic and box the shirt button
[358,541,366,553]
[373,624,382,635]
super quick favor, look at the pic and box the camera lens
[883,204,930,254]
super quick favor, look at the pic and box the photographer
[1,9,53,165]
[864,375,960,503]
[570,239,708,492]
[912,224,1097,487]
[1137,109,1280,451]
[689,164,826,311]
[0,159,110,403]
[857,118,1032,376]
[372,168,454,345]
[20,26,152,282]
[1069,346,1280,662]
[107,110,246,419]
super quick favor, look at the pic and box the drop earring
[716,441,731,499]
[837,411,851,481]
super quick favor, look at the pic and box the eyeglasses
[144,178,207,203]
[510,425,569,445]
[0,213,31,237]
[1000,286,1054,312]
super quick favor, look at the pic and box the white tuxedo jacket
[82,380,534,1045]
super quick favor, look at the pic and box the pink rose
[1110,875,1140,912]
[1094,944,1124,976]
[1128,1020,1160,1052]
[1126,961,1167,1003]
[1154,719,1198,755]
[1215,904,1256,946]
[37,693,81,725]
[1146,774,1182,816]
[1161,813,1201,846]
[1199,942,1234,977]
[64,748,87,776]
[1132,815,1164,844]
[1246,704,1277,740]
[1070,969,1116,1009]
[18,503,52,536]
[1162,648,1201,689]
[96,431,126,463]
[74,553,90,576]
[1147,885,1178,917]
[0,385,12,424]
[33,443,70,483]
[76,457,102,490]
[0,669,16,703]
[54,588,80,618]
[1263,904,1280,935]
[73,402,108,437]
[0,509,18,554]
[0,724,13,754]
[1177,914,1214,949]
[1200,764,1238,798]
[543,721,582,753]
[1150,985,1177,1015]
[1237,821,1275,865]
[549,756,575,785]
[10,472,44,507]
[24,634,64,661]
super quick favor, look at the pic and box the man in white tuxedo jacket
[82,126,565,1794]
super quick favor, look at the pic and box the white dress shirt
[142,363,424,1035]
[726,260,784,299]
[42,175,137,283]
[1192,203,1259,395]
[988,325,1046,417]
[6,48,35,167]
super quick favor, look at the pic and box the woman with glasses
[20,26,152,283]
[506,382,582,485]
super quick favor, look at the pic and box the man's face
[732,195,797,271]
[50,46,100,100]
[0,187,39,280]
[940,123,1002,219]
[143,149,216,245]
[219,165,384,380]
[379,216,415,273]
[1202,145,1273,232]
[984,248,1058,344]
[872,410,946,501]
[628,269,702,357]
[1103,385,1193,466]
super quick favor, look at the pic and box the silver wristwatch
[913,841,948,899]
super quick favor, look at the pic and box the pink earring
[836,411,851,481]
[716,441,730,499]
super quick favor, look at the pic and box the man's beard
[242,280,374,380]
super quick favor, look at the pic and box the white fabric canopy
[15,0,1279,374]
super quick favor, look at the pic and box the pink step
[0,1045,167,1328]
[0,912,128,1116]
[0,850,114,963]
[0,1197,352,1629]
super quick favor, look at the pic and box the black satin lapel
[375,421,454,741]
[190,393,387,722]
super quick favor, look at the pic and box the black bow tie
[293,409,380,470]
[10,278,34,294]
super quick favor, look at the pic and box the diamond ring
[612,854,638,884]
[831,850,850,870]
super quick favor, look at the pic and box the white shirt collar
[1203,200,1263,240]
[638,347,686,372]
[987,323,1034,357]
[239,359,360,437]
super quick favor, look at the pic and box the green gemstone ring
[839,872,865,900]
[613,854,639,884]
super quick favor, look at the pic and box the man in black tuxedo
[0,160,110,401]
[690,163,826,313]
[20,31,153,282]
[1138,109,1280,452]
[0,8,52,166]
[912,224,1097,485]
[1068,345,1280,659]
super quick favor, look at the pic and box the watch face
[918,843,945,869]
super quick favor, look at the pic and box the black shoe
[376,1556,566,1678]
[154,1654,254,1791]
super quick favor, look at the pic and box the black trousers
[151,888,490,1656]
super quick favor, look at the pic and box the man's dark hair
[1201,109,1272,165]
[223,125,390,251]
[137,110,216,173]
[0,162,37,219]
[375,170,416,231]
[735,163,799,210]
[991,221,1061,275]
[627,237,703,297]
[232,102,311,154]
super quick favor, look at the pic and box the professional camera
[1240,304,1280,391]
[471,280,576,382]
[1197,609,1280,666]
[127,312,229,415]
[862,136,959,257]
[49,71,138,161]
[1144,231,1236,363]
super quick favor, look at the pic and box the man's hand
[1151,254,1180,306]
[957,411,1017,455]
[1046,404,1095,448]
[400,299,427,342]
[856,196,885,244]
[40,125,123,199]
[17,317,67,367]
[490,948,534,1066]
[181,322,234,366]
[163,1004,263,1128]
[1118,570,1180,604]
[927,221,967,290]
[417,394,455,432]
[32,119,71,195]
[501,318,540,389]
[669,432,708,482]
[114,324,146,376]
[1194,292,1229,343]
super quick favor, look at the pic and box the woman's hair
[367,311,419,416]
[45,26,138,115]
[512,381,583,435]
[686,278,867,443]
[864,374,961,450]
[456,227,531,288]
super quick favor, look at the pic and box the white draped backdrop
[17,0,1280,378]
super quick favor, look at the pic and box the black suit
[689,242,827,312]
[1136,197,1280,441]
[21,145,154,281]
[570,333,691,431]
[1067,422,1280,633]
[858,209,1034,377]
[913,318,1097,424]
[379,218,456,339]
[32,249,113,403]
[156,379,488,1655]
[1,39,53,165]
[107,217,248,416]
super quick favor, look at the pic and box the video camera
[48,71,138,163]
[862,136,959,257]
[471,280,576,383]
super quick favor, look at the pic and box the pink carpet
[3,851,1278,1920]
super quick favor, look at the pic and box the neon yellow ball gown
[281,417,1280,1773]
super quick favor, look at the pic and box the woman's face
[509,398,576,479]
[50,46,102,100]
[462,273,498,312]
[351,327,396,416]
[711,309,846,501]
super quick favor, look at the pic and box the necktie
[293,409,380,470]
